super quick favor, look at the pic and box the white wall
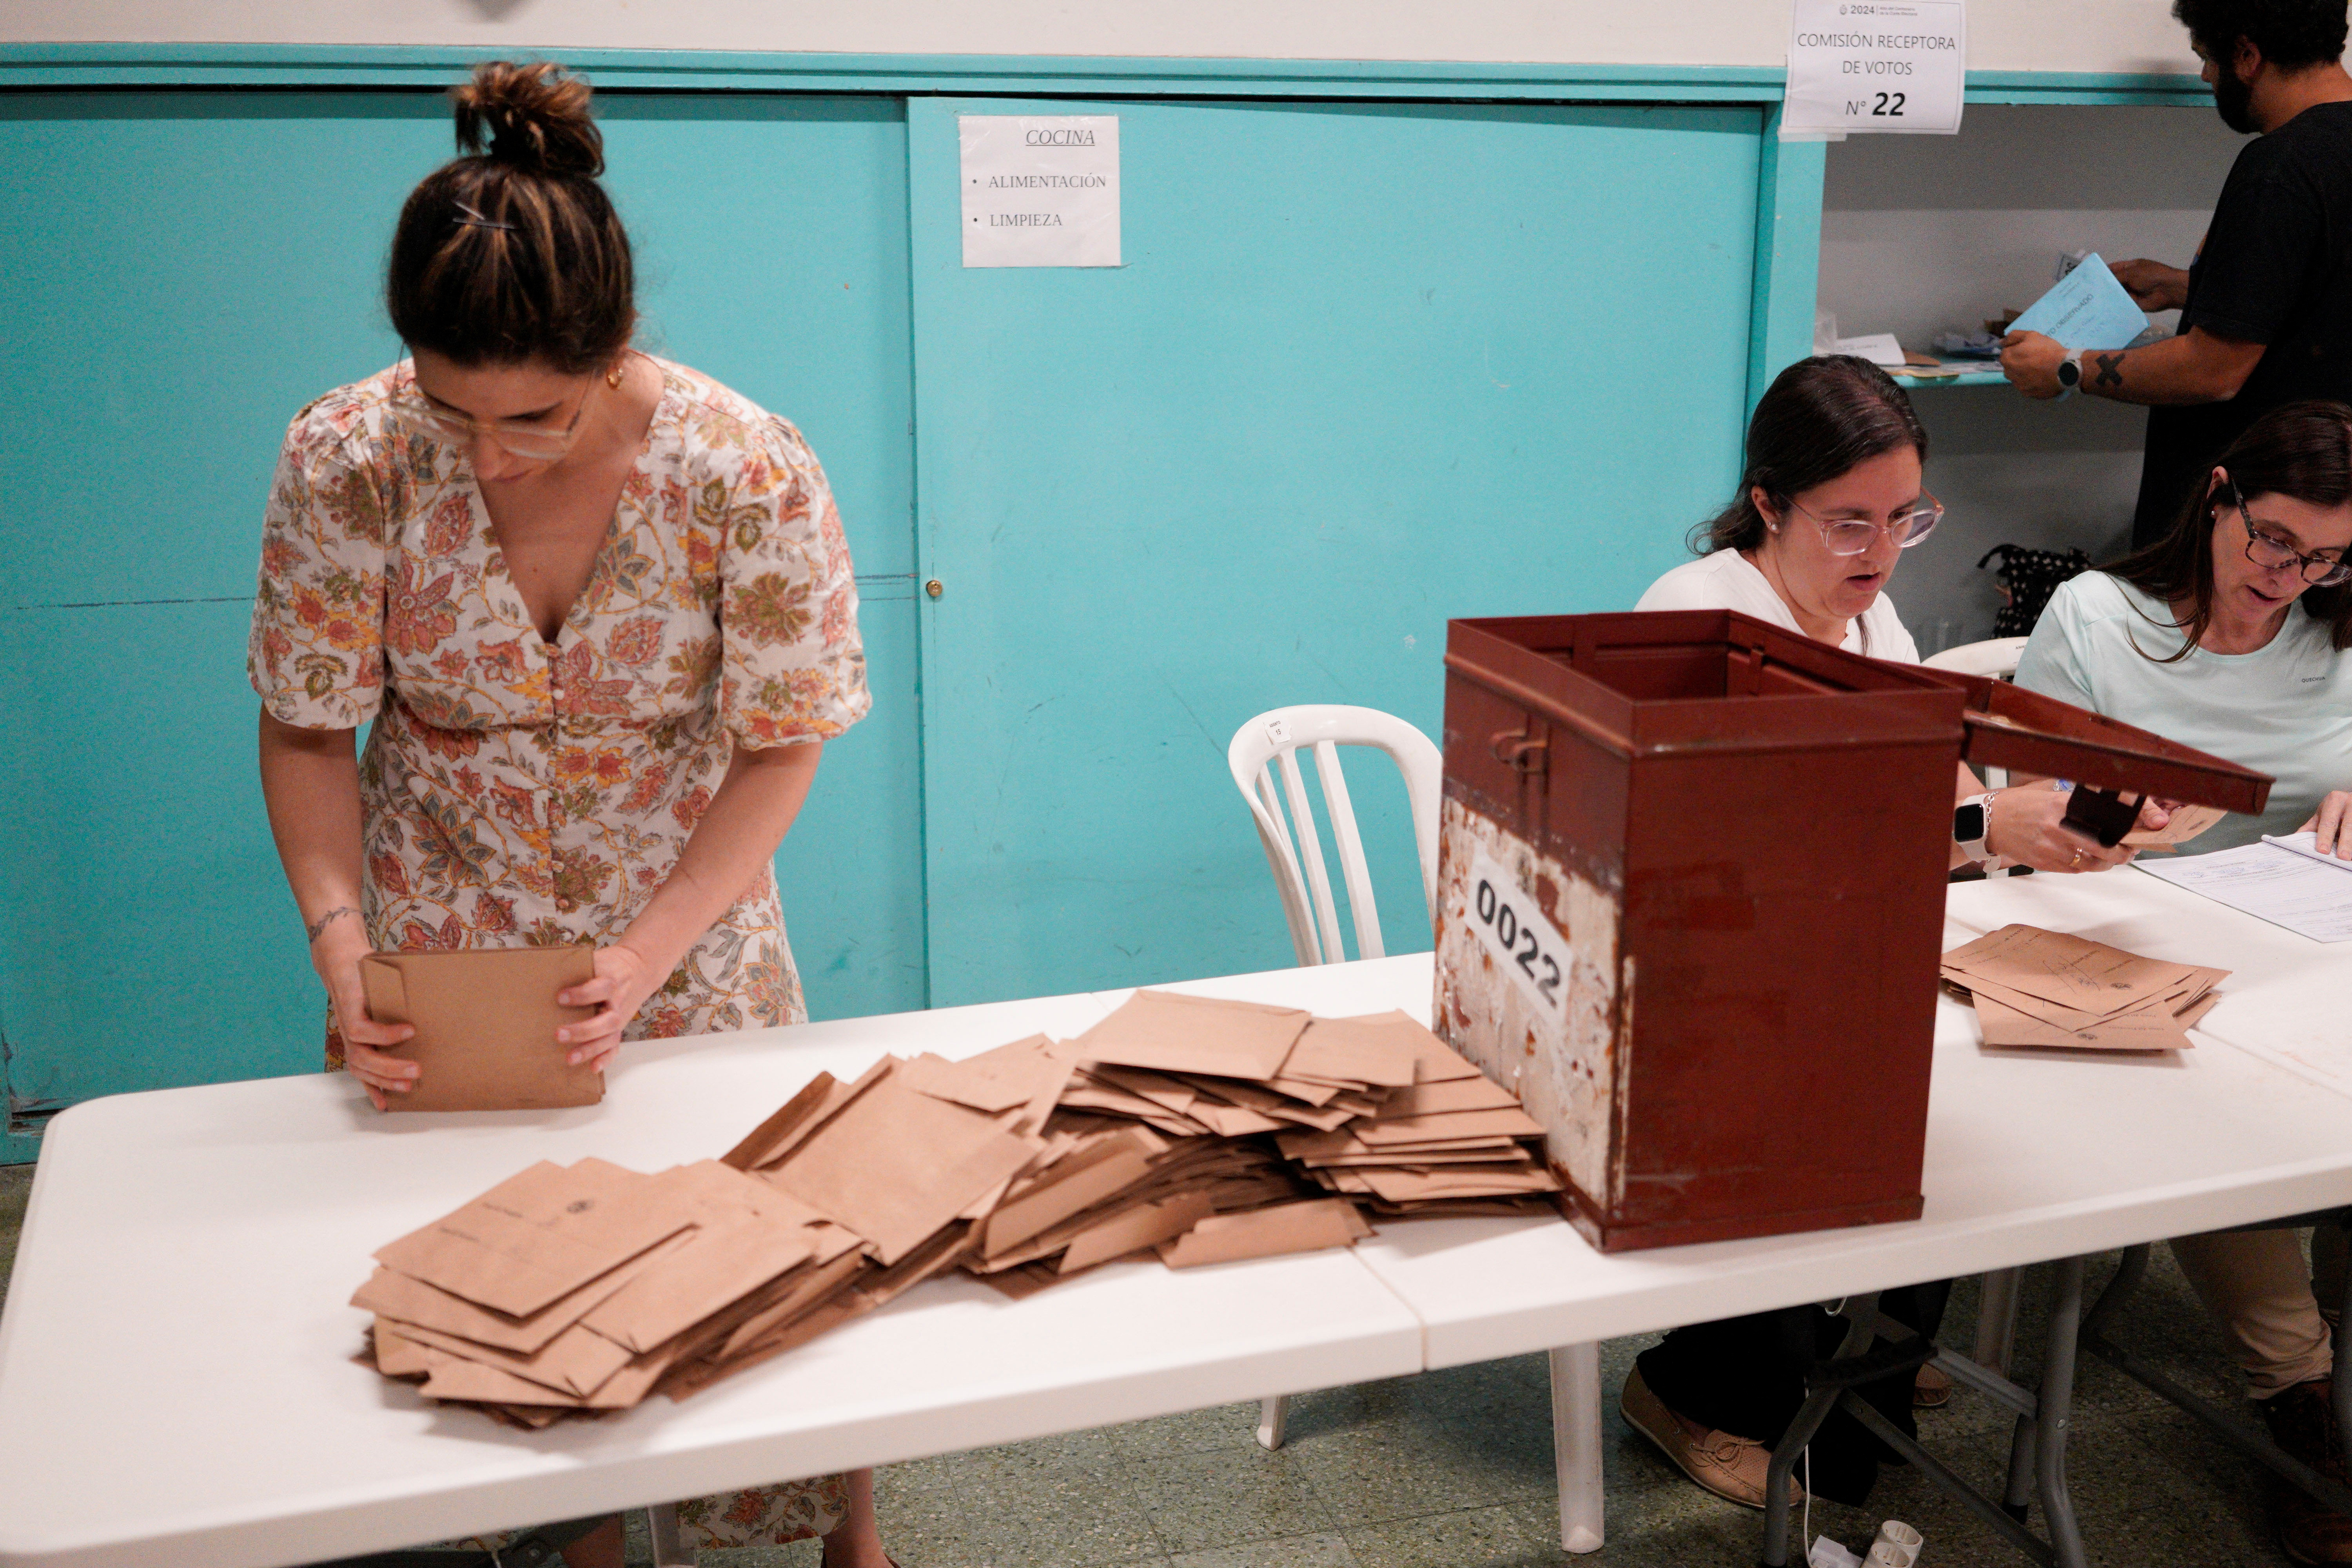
[0,0,2201,75]
[1817,104,2245,651]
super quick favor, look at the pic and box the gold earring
[606,361,625,389]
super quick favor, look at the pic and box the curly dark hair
[2172,0,2348,71]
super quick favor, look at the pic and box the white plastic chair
[1225,704,1606,1553]
[1227,705,1442,966]
[1925,636,2028,789]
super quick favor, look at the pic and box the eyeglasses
[1780,492,1943,555]
[384,374,593,461]
[2227,481,2352,587]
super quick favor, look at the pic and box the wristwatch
[2054,349,2084,399]
[1953,792,1997,862]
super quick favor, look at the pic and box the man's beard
[2213,63,2257,132]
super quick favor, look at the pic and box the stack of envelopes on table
[356,992,1561,1424]
[1942,923,2227,1052]
[355,1156,867,1427]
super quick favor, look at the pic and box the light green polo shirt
[2014,571,2352,849]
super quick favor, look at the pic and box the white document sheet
[2137,833,2352,943]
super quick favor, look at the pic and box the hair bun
[452,60,603,178]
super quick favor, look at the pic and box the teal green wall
[910,96,1765,1004]
[0,51,1917,1143]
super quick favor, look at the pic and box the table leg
[1549,1342,1604,1553]
[1975,1265,2025,1378]
[648,1503,692,1567]
[1256,1394,1288,1450]
[2035,1256,2089,1568]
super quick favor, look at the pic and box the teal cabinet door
[909,96,1762,1006]
[0,91,920,1134]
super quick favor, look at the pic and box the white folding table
[0,870,2344,1568]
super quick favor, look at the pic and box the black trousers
[1633,1281,1952,1506]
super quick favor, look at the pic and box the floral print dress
[249,356,867,1551]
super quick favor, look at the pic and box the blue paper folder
[2007,254,2149,352]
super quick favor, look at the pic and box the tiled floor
[0,1162,2298,1566]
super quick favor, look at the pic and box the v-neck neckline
[466,359,671,655]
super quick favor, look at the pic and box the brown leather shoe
[1619,1366,1801,1510]
[2261,1377,2352,1565]
[1914,1362,1954,1409]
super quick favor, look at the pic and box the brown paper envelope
[1259,1102,1358,1132]
[580,1216,817,1354]
[718,1247,873,1360]
[2124,802,2228,847]
[767,1080,1041,1264]
[1304,1147,1542,1168]
[899,1036,1072,1116]
[351,1227,693,1353]
[416,1343,590,1407]
[1942,925,2198,1014]
[1186,1102,1290,1137]
[1065,989,1310,1080]
[982,1130,1160,1258]
[360,946,602,1113]
[2177,990,2223,1029]
[1352,1106,1546,1145]
[379,1314,635,1399]
[372,1322,437,1378]
[1280,1013,1426,1087]
[1974,993,2192,1052]
[723,1056,898,1172]
[374,1158,697,1317]
[1377,1075,1521,1117]
[1087,1065,1201,1115]
[1059,1192,1219,1274]
[1157,1198,1367,1268]
[1352,1164,1562,1200]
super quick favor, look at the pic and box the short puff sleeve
[717,417,871,748]
[246,392,392,729]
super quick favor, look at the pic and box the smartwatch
[1953,791,1997,862]
[2054,349,2084,399]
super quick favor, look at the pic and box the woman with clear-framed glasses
[246,60,894,1568]
[2014,400,2352,1563]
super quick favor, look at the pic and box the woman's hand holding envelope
[557,942,665,1072]
[312,918,418,1109]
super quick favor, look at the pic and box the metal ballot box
[1435,610,2270,1252]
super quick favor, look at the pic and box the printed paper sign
[1461,848,1571,1022]
[1783,0,1965,139]
[959,115,1121,268]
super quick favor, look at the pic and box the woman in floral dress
[250,61,891,1568]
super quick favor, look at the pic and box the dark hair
[1690,355,1929,556]
[385,60,635,374]
[2111,399,2352,659]
[2172,0,2348,70]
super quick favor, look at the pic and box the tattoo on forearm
[2093,352,2125,390]
[306,905,360,944]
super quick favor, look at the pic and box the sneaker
[2261,1377,2352,1565]
[1619,1365,1802,1510]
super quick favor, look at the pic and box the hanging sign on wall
[959,115,1122,268]
[1782,0,1966,141]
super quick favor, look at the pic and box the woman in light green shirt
[2015,398,2352,1563]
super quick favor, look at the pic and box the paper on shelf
[2006,253,2149,352]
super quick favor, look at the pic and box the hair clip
[452,200,516,232]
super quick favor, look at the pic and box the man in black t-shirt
[2001,0,2352,548]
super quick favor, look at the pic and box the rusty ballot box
[1434,610,2270,1252]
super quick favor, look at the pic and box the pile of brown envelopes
[1942,923,2225,1052]
[356,992,1558,1425]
